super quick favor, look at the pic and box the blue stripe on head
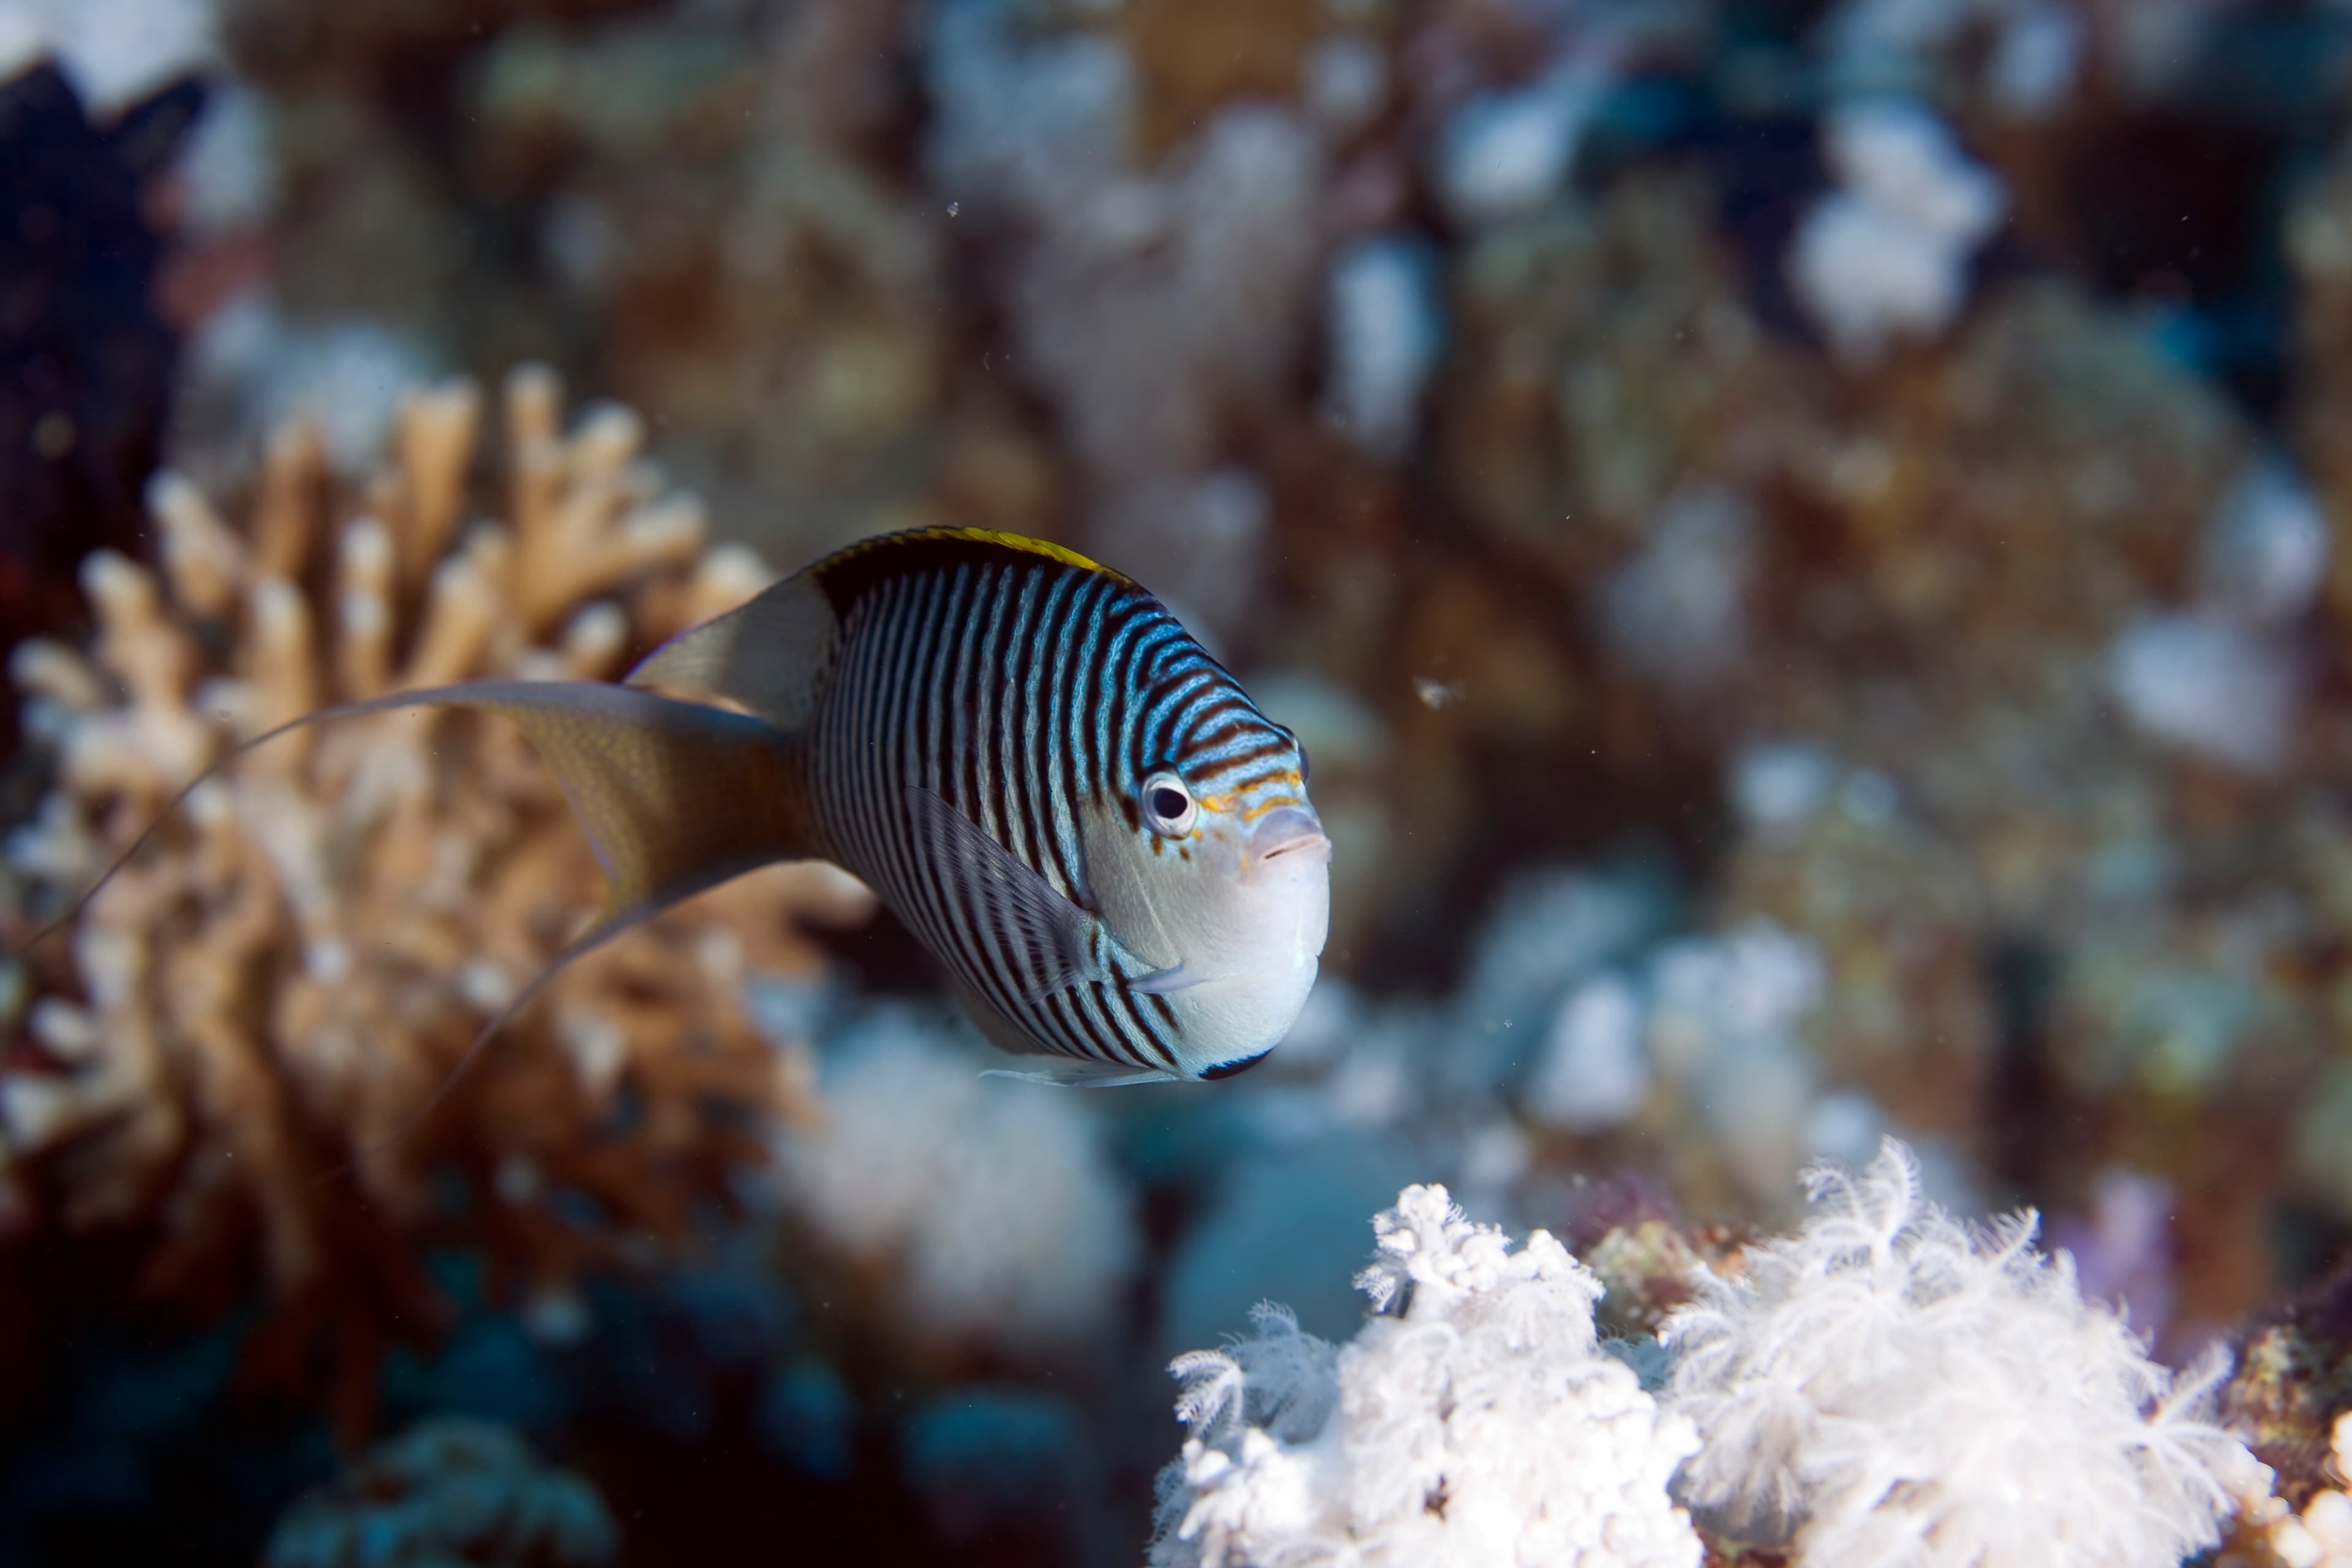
[1117,625,1306,821]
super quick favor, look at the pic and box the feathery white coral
[1152,1184,1702,1568]
[1661,1137,2259,1567]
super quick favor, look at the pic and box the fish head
[1079,724,1331,1077]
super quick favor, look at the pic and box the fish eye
[1141,771,1196,836]
[1297,744,1311,785]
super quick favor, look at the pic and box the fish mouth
[1244,805,1330,877]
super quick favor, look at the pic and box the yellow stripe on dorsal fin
[800,527,1136,616]
[816,527,1125,580]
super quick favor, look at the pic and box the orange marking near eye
[1242,795,1305,823]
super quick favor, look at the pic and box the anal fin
[980,1060,1179,1088]
[365,680,813,1150]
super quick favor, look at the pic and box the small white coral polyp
[1152,1184,1702,1568]
[1661,1137,2261,1568]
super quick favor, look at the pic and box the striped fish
[42,529,1332,1090]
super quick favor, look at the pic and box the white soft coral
[1660,1137,2260,1567]
[1151,1186,1702,1568]
[773,1005,1137,1357]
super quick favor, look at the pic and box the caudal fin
[20,678,812,1151]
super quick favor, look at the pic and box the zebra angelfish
[43,529,1332,1088]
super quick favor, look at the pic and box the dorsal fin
[625,527,1130,728]
[805,527,1128,611]
[625,570,837,731]
[813,527,1119,579]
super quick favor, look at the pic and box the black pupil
[1150,786,1188,823]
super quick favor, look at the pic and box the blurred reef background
[12,0,2352,1562]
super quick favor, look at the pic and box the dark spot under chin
[1198,1049,1270,1081]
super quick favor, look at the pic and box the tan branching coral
[0,368,875,1438]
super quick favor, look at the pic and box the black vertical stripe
[1029,569,1086,900]
[1052,576,1097,897]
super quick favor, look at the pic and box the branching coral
[1150,1183,1702,1568]
[0,366,875,1436]
[1662,1138,2262,1567]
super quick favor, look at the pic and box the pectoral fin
[905,786,1104,1002]
[1130,962,1216,995]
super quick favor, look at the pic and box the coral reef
[0,368,873,1436]
[2220,1256,2352,1513]
[921,0,1379,642]
[17,0,2352,1559]
[169,0,954,571]
[263,1417,616,1568]
[218,0,631,92]
[1439,134,2326,1335]
[458,1,949,550]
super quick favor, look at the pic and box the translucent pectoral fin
[905,786,1106,1000]
[1130,962,1215,996]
